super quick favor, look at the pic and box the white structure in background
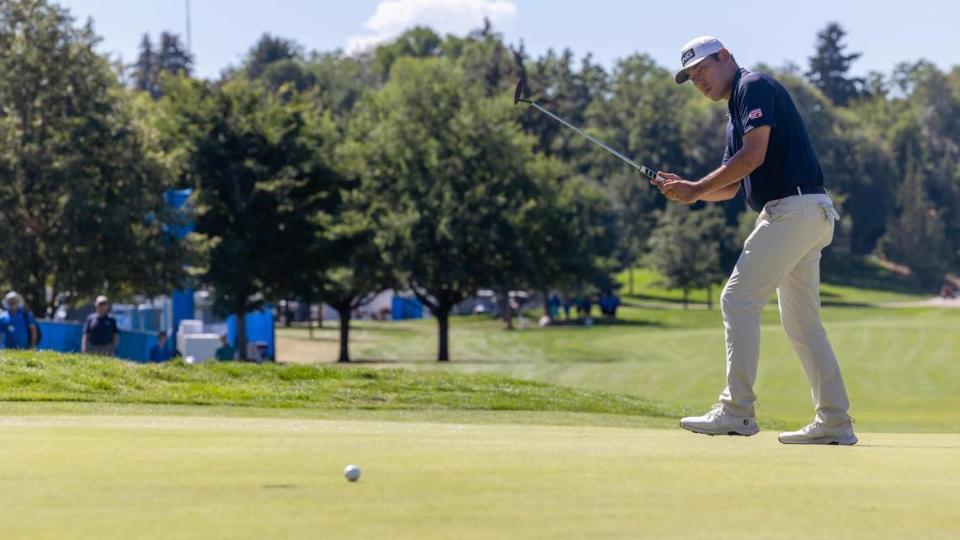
[321,290,396,321]
[177,319,220,363]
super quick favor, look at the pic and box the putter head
[513,79,526,105]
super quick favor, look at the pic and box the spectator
[148,331,174,362]
[82,295,119,356]
[563,297,573,320]
[600,291,621,318]
[549,294,561,320]
[215,334,236,361]
[0,291,39,350]
[940,282,956,299]
[582,296,593,318]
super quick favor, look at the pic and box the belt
[772,185,826,200]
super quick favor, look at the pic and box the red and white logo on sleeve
[747,108,763,120]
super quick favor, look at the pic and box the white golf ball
[185,356,195,364]
[344,464,361,482]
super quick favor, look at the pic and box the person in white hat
[655,36,857,445]
[82,295,119,356]
[0,291,39,349]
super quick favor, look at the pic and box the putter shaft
[522,100,658,180]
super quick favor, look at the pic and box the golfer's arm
[698,182,740,202]
[29,325,37,347]
[81,333,88,352]
[695,126,770,199]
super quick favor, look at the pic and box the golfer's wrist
[692,180,708,198]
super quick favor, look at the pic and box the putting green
[1,412,958,539]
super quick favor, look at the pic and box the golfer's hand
[656,172,701,204]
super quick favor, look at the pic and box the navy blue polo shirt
[84,313,119,346]
[723,68,824,211]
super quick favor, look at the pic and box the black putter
[513,79,662,183]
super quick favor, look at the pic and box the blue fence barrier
[37,321,83,353]
[391,296,423,320]
[226,308,275,359]
[35,321,159,363]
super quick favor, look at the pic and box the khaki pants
[718,193,851,426]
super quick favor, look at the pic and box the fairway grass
[1,414,958,540]
[279,306,960,433]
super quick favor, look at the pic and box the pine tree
[157,32,192,77]
[132,34,157,96]
[806,23,865,106]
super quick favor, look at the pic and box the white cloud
[346,0,517,54]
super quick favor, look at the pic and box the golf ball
[344,464,361,482]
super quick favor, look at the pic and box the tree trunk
[629,267,635,296]
[502,291,514,330]
[236,311,248,361]
[707,284,713,310]
[308,304,314,340]
[542,289,550,319]
[437,308,450,362]
[337,306,351,363]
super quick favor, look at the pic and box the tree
[350,57,550,360]
[161,78,345,359]
[645,205,731,309]
[132,34,156,95]
[157,32,192,76]
[131,31,192,98]
[0,0,188,315]
[806,23,865,106]
[879,153,952,288]
[316,196,396,362]
[372,27,442,81]
[259,59,315,92]
[243,34,301,80]
[443,19,518,97]
[513,48,608,166]
[307,52,378,116]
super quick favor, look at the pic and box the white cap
[3,291,20,308]
[95,295,109,305]
[675,36,725,84]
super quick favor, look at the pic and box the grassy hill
[0,352,682,422]
[616,257,930,307]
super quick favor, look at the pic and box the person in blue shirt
[148,331,174,362]
[0,291,39,350]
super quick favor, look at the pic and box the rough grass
[0,351,681,420]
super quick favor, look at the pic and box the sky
[58,0,960,80]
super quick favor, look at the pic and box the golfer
[656,36,857,445]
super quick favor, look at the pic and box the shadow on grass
[339,357,625,365]
[541,318,666,329]
[821,300,873,308]
[821,255,929,296]
[622,293,716,307]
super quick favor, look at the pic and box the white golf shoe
[779,420,858,446]
[680,404,760,436]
